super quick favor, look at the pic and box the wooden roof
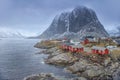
[92,46,106,50]
[61,42,73,46]
[71,44,83,48]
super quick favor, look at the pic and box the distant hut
[81,36,98,45]
[91,46,109,55]
[84,38,89,44]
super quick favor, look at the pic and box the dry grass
[111,49,120,54]
[35,40,61,49]
[96,43,106,47]
[109,49,120,61]
[84,43,93,47]
[42,40,61,46]
[95,41,117,47]
[41,40,54,46]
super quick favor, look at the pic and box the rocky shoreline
[25,40,120,80]
[24,73,87,80]
[24,73,64,80]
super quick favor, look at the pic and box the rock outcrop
[24,73,61,80]
[24,73,87,80]
[33,40,120,80]
[45,53,77,66]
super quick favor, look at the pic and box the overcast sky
[0,0,120,36]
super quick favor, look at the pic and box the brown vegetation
[34,40,61,49]
[109,49,120,61]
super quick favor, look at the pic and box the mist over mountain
[38,6,109,39]
[0,30,24,38]
[108,26,120,37]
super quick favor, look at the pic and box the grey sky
[0,0,120,36]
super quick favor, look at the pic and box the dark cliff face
[69,7,97,32]
[39,6,109,39]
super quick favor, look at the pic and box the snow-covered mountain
[0,31,24,38]
[38,6,109,39]
[108,30,120,37]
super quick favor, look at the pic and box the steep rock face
[39,6,109,39]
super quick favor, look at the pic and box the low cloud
[0,0,120,34]
[0,27,38,37]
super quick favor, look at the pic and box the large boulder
[66,59,105,78]
[66,59,89,73]
[24,73,88,80]
[45,53,77,66]
[24,73,59,80]
[83,66,104,78]
[113,67,120,80]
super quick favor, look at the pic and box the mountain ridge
[39,6,109,39]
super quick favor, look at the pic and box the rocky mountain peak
[72,6,96,19]
[39,6,109,39]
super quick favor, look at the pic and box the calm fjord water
[0,39,74,80]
